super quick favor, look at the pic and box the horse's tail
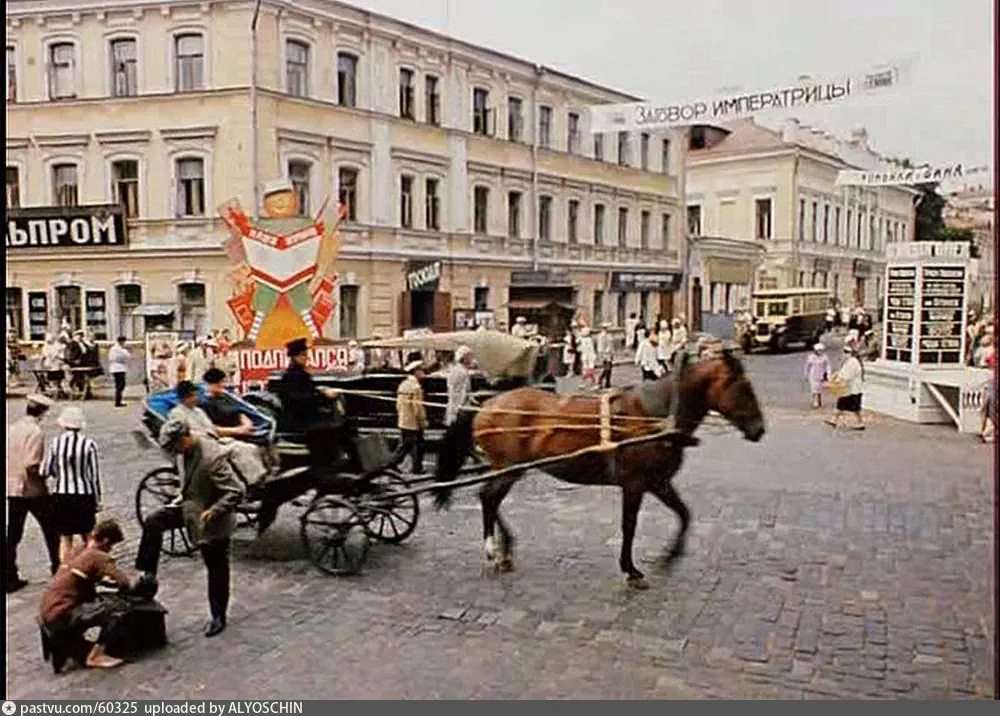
[433,409,475,510]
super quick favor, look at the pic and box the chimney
[781,117,800,144]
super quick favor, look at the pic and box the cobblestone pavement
[5,347,996,699]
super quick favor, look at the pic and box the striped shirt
[41,430,102,500]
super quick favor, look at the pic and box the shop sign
[883,266,916,362]
[610,271,682,292]
[5,205,127,249]
[510,269,572,286]
[406,260,442,292]
[886,241,970,260]
[917,265,966,366]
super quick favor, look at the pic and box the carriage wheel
[300,496,370,576]
[135,467,197,557]
[361,473,420,544]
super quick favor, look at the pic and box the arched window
[287,159,312,216]
[286,39,310,97]
[177,282,206,335]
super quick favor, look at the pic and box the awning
[704,258,753,285]
[505,299,576,312]
[131,304,176,317]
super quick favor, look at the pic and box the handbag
[826,374,848,398]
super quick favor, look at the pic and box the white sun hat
[57,406,86,430]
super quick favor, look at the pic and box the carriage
[133,330,550,576]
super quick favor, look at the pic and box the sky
[348,0,995,187]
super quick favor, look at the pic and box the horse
[433,349,766,589]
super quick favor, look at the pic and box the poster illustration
[145,331,180,392]
[218,178,349,389]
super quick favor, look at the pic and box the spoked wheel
[135,467,196,557]
[300,496,370,576]
[360,473,420,544]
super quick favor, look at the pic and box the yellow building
[684,118,918,332]
[5,0,686,345]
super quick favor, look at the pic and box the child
[804,343,830,409]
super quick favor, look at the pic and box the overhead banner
[836,163,988,187]
[588,59,912,133]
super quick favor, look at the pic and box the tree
[914,183,946,241]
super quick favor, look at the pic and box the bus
[744,288,833,353]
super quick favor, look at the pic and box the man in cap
[347,339,366,373]
[445,345,473,426]
[6,394,61,592]
[275,338,342,465]
[391,357,428,475]
[511,316,528,339]
[220,178,342,345]
[597,322,614,389]
[137,419,246,637]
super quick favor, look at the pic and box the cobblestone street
[5,349,996,699]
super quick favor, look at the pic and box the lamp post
[251,0,262,219]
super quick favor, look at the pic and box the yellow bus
[744,288,833,353]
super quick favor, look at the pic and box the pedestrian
[656,319,671,374]
[635,332,664,381]
[578,327,597,389]
[43,406,103,564]
[825,306,836,335]
[39,519,138,669]
[625,313,639,350]
[174,343,191,385]
[42,333,67,399]
[108,336,131,407]
[66,330,87,398]
[186,338,211,385]
[445,345,473,426]
[561,328,576,378]
[973,335,994,368]
[804,343,830,409]
[138,419,246,637]
[825,345,866,430]
[392,358,428,475]
[980,350,996,443]
[511,316,528,339]
[6,394,61,592]
[597,322,614,389]
[347,339,366,373]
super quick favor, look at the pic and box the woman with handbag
[825,345,865,431]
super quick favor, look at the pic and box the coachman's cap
[286,337,310,357]
[203,367,227,384]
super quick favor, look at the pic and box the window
[425,177,440,230]
[538,195,552,241]
[6,45,15,102]
[6,166,20,208]
[288,160,311,216]
[338,167,358,221]
[617,292,627,327]
[178,282,206,334]
[6,288,23,339]
[337,52,358,107]
[594,135,604,161]
[640,133,650,170]
[661,213,671,250]
[474,286,489,312]
[85,290,108,341]
[339,285,358,338]
[593,290,603,325]
[55,286,83,332]
[538,106,552,149]
[110,38,137,97]
[567,112,580,154]
[507,191,522,238]
[116,284,142,340]
[617,131,629,165]
[567,199,579,244]
[507,97,523,142]
[617,207,629,245]
[847,210,853,246]
[835,207,842,244]
[857,209,864,247]
[473,87,490,135]
[52,163,78,207]
[640,210,650,249]
[175,157,205,217]
[286,40,309,97]
[686,205,702,236]
[661,139,670,174]
[798,198,806,241]
[400,175,414,228]
[398,68,414,119]
[425,75,440,125]
[594,204,605,243]
[811,200,818,241]
[754,198,772,239]
[112,159,140,218]
[174,34,204,92]
[869,215,876,251]
[823,204,830,243]
[473,186,489,234]
[48,42,76,99]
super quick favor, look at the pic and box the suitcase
[102,597,169,660]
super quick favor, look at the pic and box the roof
[752,288,833,297]
[688,119,789,160]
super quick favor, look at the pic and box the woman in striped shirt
[42,406,103,564]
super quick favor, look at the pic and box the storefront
[399,259,450,332]
[812,258,832,289]
[609,270,683,326]
[506,269,577,339]
[853,259,872,308]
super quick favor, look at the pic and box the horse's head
[681,348,765,442]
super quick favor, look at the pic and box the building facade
[5,0,686,346]
[944,186,995,312]
[684,118,918,330]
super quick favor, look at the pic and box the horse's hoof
[626,575,650,590]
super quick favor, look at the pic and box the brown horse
[433,350,766,588]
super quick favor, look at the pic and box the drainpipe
[531,65,543,271]
[250,0,262,219]
[678,126,691,329]
[791,150,801,287]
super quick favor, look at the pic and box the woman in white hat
[825,344,866,430]
[804,343,830,409]
[577,326,597,389]
[42,406,104,563]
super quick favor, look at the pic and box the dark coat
[181,437,246,545]
[276,362,324,433]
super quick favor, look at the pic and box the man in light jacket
[445,346,473,426]
[635,333,664,381]
[597,323,614,389]
[391,359,428,475]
